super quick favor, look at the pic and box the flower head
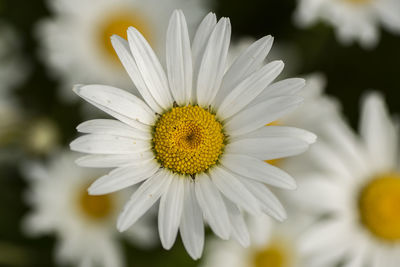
[70,10,316,259]
[293,92,400,266]
[294,0,400,48]
[22,151,156,267]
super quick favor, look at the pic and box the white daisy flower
[37,0,207,101]
[201,214,313,267]
[70,10,316,259]
[292,92,400,267]
[22,151,156,267]
[294,0,400,48]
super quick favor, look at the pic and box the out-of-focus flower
[292,92,400,267]
[36,0,208,101]
[294,0,400,48]
[22,151,156,267]
[22,118,60,156]
[70,10,316,259]
[201,214,313,267]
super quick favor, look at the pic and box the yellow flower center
[252,243,289,267]
[97,10,153,63]
[153,105,225,175]
[78,187,114,220]
[358,173,400,241]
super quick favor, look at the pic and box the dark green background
[0,0,399,266]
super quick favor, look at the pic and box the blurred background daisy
[0,0,400,266]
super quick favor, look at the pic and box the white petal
[360,92,398,172]
[166,10,192,106]
[73,84,155,125]
[158,174,185,250]
[88,160,160,195]
[224,96,303,136]
[342,239,369,267]
[233,125,316,144]
[215,36,273,107]
[226,136,310,160]
[194,173,231,239]
[76,152,154,168]
[299,218,349,254]
[196,18,231,106]
[251,78,305,106]
[111,35,163,113]
[209,166,261,215]
[127,27,173,109]
[239,178,286,221]
[73,85,149,131]
[70,134,150,154]
[179,179,204,260]
[217,60,284,119]
[223,198,250,247]
[117,170,173,232]
[221,154,296,189]
[77,119,151,140]
[191,12,217,101]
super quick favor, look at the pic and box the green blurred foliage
[0,0,399,266]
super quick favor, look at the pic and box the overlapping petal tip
[196,17,231,107]
[127,26,174,110]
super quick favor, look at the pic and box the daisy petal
[239,177,286,221]
[180,179,204,260]
[233,125,316,144]
[127,27,173,109]
[195,173,230,239]
[223,198,250,247]
[111,35,163,113]
[166,10,192,106]
[209,166,261,215]
[224,96,303,136]
[215,35,273,107]
[70,134,150,154]
[192,12,217,101]
[73,85,149,131]
[299,219,349,254]
[77,119,151,140]
[76,152,154,168]
[360,92,398,172]
[88,160,160,195]
[196,17,231,106]
[73,84,155,126]
[221,154,297,189]
[217,60,284,119]
[117,170,173,232]
[226,136,310,160]
[251,78,305,106]
[158,174,185,250]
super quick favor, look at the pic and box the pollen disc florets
[152,105,225,175]
[358,173,400,241]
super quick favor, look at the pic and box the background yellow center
[358,173,400,241]
[78,187,113,220]
[153,105,225,175]
[252,243,289,267]
[98,10,152,63]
